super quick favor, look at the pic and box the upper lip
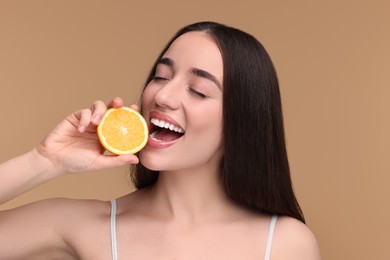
[149,111,185,133]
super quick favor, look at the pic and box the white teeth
[151,118,184,134]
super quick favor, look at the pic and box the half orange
[97,107,148,155]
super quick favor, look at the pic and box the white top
[110,199,278,260]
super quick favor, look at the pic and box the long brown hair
[131,21,305,223]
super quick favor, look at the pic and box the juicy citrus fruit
[97,107,148,155]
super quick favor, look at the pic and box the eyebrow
[190,68,222,89]
[157,57,222,89]
[157,57,174,67]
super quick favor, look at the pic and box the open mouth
[149,118,185,143]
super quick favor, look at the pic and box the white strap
[110,199,118,260]
[264,215,278,260]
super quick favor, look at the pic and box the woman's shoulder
[8,197,111,217]
[3,197,113,234]
[0,197,114,259]
[271,216,321,259]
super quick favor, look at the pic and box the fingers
[114,154,140,165]
[90,100,107,125]
[108,97,124,109]
[74,100,106,132]
[130,104,139,111]
[77,97,130,132]
[95,154,140,169]
[90,97,123,125]
[77,109,92,132]
[108,97,138,111]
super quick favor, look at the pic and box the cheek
[195,104,222,128]
[187,107,223,142]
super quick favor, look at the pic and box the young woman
[0,22,320,259]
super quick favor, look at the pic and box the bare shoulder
[0,198,111,259]
[0,197,111,241]
[272,216,321,260]
[23,198,112,237]
[1,197,110,220]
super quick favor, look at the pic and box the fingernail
[78,125,86,133]
[93,115,101,124]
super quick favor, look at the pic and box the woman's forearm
[0,149,59,205]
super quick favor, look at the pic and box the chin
[139,152,189,172]
[138,149,164,171]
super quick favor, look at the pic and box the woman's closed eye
[152,75,169,81]
[188,87,207,98]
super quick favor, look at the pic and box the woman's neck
[147,167,234,224]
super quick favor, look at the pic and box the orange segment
[97,107,148,155]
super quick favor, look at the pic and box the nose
[154,80,182,110]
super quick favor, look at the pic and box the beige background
[1,1,389,259]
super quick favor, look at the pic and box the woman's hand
[35,97,140,175]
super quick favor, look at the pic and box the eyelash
[152,76,168,81]
[189,87,207,99]
[152,75,207,99]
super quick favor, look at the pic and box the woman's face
[140,31,223,172]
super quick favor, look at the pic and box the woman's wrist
[27,148,63,181]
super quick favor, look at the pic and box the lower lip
[146,135,181,148]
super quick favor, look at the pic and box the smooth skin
[0,32,320,259]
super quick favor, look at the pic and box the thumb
[94,154,139,170]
